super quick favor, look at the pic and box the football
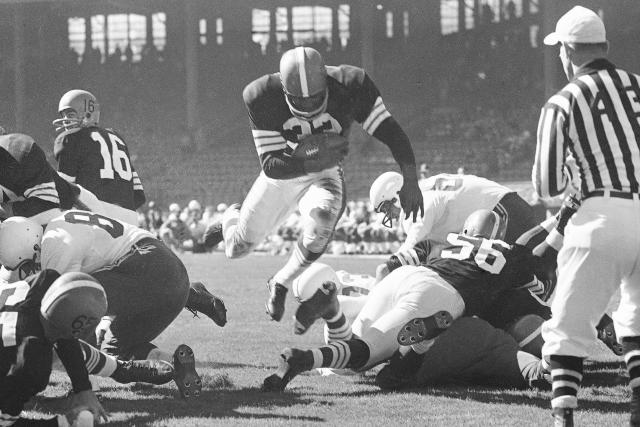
[292,262,342,302]
[291,132,349,160]
[505,314,545,358]
[40,272,108,342]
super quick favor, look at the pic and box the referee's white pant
[542,195,640,358]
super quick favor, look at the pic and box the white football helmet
[52,89,100,132]
[279,46,328,120]
[461,209,507,240]
[292,262,341,302]
[0,217,42,278]
[369,171,403,228]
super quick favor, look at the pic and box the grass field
[29,252,630,426]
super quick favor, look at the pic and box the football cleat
[596,314,623,356]
[201,221,223,250]
[266,279,288,322]
[293,281,338,335]
[262,348,313,392]
[552,408,574,427]
[185,281,227,327]
[111,359,174,385]
[397,311,453,346]
[173,344,202,398]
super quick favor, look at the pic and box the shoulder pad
[243,73,280,105]
[326,65,366,87]
[53,128,81,159]
[0,133,35,163]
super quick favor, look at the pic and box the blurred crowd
[138,198,404,256]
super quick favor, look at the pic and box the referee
[533,6,640,426]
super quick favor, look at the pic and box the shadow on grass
[37,386,329,425]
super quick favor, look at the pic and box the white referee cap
[544,6,606,46]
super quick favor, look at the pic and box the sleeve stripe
[254,137,286,147]
[252,129,282,137]
[57,171,76,183]
[133,184,144,190]
[256,143,287,155]
[363,97,391,134]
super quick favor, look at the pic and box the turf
[27,252,629,426]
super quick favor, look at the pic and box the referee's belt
[583,189,640,200]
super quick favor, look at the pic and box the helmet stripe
[295,47,309,97]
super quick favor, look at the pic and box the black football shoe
[596,314,623,356]
[201,221,223,250]
[397,311,454,346]
[185,281,227,327]
[293,281,338,335]
[266,279,288,322]
[111,359,174,385]
[173,344,202,398]
[262,348,313,392]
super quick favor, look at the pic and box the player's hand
[95,316,113,349]
[68,390,109,424]
[398,174,424,222]
[375,263,390,284]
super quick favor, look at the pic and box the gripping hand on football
[398,174,424,222]
[294,133,349,173]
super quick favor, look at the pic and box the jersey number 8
[91,131,133,181]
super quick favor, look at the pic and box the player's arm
[385,239,432,272]
[243,79,307,179]
[54,339,92,393]
[398,192,444,252]
[53,131,80,183]
[532,98,570,198]
[132,168,146,209]
[348,69,423,220]
[8,142,62,218]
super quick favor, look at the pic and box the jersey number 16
[91,131,133,181]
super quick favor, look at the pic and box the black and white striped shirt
[533,59,640,198]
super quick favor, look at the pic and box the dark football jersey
[0,134,77,217]
[386,233,537,316]
[0,270,61,349]
[243,65,392,169]
[54,126,145,210]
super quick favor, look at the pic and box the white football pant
[542,195,640,358]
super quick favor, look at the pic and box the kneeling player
[263,210,541,391]
[1,270,108,426]
[0,211,227,397]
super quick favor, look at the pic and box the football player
[204,46,423,323]
[375,316,550,391]
[263,210,546,391]
[370,171,539,250]
[53,90,145,226]
[0,211,227,398]
[0,270,108,426]
[0,133,77,225]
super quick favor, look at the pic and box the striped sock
[622,337,640,423]
[549,355,583,410]
[325,309,352,342]
[78,339,118,377]
[272,241,322,286]
[310,339,369,370]
[0,411,19,427]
